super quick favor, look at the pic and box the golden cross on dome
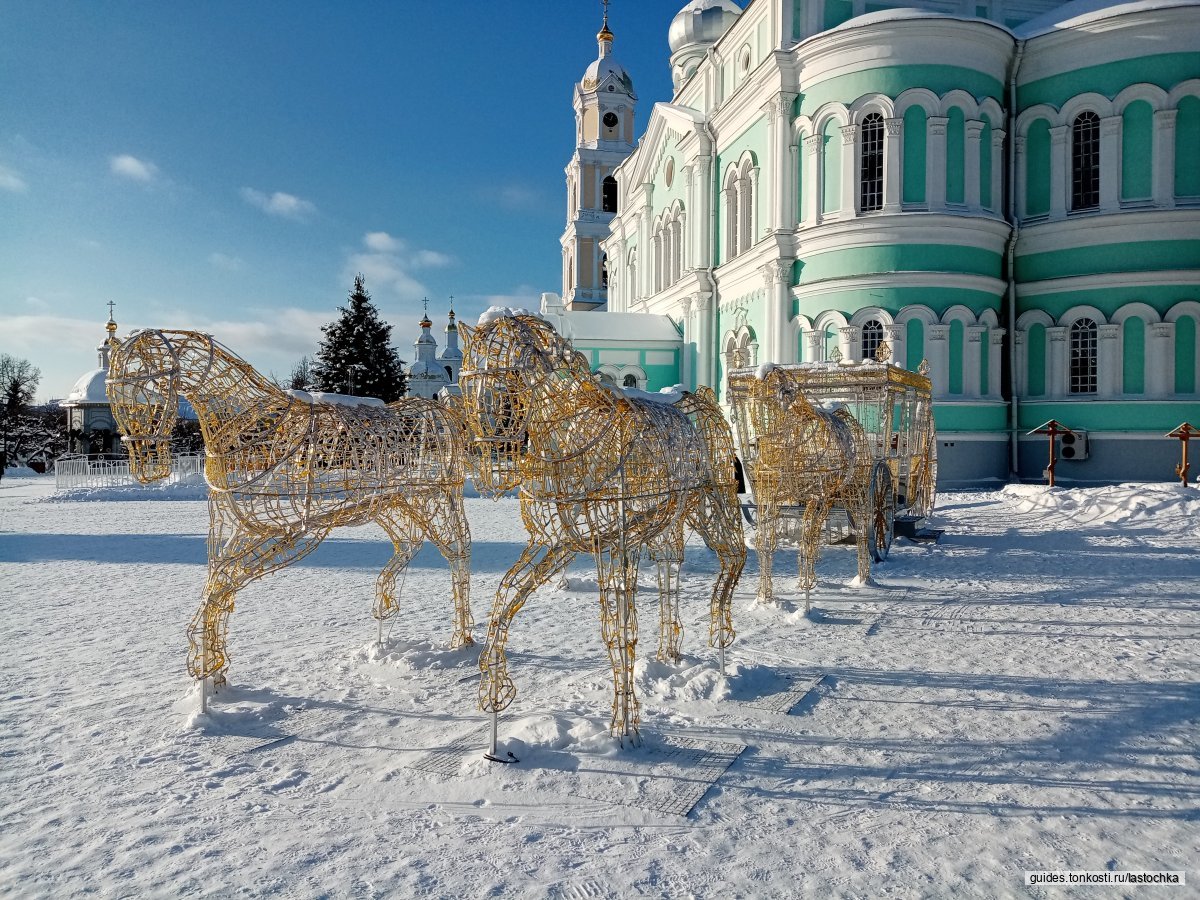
[107,300,116,318]
[422,296,429,315]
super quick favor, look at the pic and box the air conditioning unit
[1058,430,1089,461]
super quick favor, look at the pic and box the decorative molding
[840,124,858,145]
[885,117,903,137]
[1017,269,1200,297]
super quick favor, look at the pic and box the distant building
[407,305,464,399]
[60,313,122,455]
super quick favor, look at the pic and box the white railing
[54,453,206,490]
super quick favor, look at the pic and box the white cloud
[240,187,316,221]
[109,154,159,183]
[495,184,543,211]
[209,252,245,272]
[345,231,453,302]
[0,164,27,193]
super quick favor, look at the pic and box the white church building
[550,0,1200,485]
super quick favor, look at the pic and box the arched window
[602,176,619,213]
[861,319,884,360]
[600,253,608,288]
[724,170,740,260]
[1071,112,1101,211]
[738,163,754,253]
[860,113,884,212]
[1069,318,1098,394]
[622,374,637,388]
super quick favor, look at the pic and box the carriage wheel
[868,461,895,562]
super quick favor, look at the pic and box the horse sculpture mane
[107,329,474,710]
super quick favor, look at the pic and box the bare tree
[1,354,42,474]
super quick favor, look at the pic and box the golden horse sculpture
[727,364,875,608]
[107,329,473,710]
[454,310,745,751]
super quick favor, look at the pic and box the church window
[860,114,884,212]
[724,169,740,260]
[623,374,637,388]
[737,161,754,254]
[1069,318,1098,394]
[602,176,618,213]
[601,253,609,288]
[444,366,453,380]
[1071,112,1101,211]
[861,319,884,360]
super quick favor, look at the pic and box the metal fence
[54,453,206,490]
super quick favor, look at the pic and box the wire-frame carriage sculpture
[726,351,936,608]
[107,329,474,710]
[454,311,745,754]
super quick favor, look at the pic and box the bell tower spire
[560,0,637,312]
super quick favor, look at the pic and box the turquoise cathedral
[549,0,1200,485]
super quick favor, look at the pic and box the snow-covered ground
[1,473,1197,897]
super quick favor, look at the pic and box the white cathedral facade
[554,0,1200,486]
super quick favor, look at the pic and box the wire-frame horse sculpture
[107,329,473,710]
[727,365,874,609]
[455,311,745,751]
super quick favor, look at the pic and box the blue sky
[0,0,693,400]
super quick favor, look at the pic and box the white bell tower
[560,2,636,312]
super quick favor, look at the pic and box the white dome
[668,0,742,55]
[410,359,447,380]
[582,55,635,95]
[63,369,109,406]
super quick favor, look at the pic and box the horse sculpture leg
[595,545,641,742]
[189,512,329,709]
[372,511,427,646]
[479,541,574,756]
[647,524,685,665]
[688,489,744,674]
[797,501,831,612]
[754,499,780,605]
[415,492,474,649]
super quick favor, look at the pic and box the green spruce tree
[312,275,408,401]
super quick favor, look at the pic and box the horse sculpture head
[457,311,586,495]
[107,329,197,483]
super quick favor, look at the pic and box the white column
[749,167,762,246]
[697,151,713,270]
[884,322,906,369]
[1148,322,1176,397]
[1154,109,1177,209]
[883,118,903,213]
[1047,326,1068,398]
[806,329,825,363]
[1013,330,1028,396]
[764,94,797,233]
[990,128,1006,214]
[1049,126,1068,220]
[839,325,860,362]
[694,293,714,388]
[964,326,985,397]
[927,324,950,397]
[1097,324,1120,398]
[989,328,1005,398]
[1100,116,1122,212]
[803,134,822,226]
[762,262,793,364]
[787,143,800,228]
[680,295,695,389]
[926,117,948,211]
[683,165,694,272]
[639,186,654,299]
[840,124,858,214]
[965,120,984,211]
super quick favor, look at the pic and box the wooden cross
[1028,420,1073,487]
[1167,423,1198,487]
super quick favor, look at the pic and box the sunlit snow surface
[1,472,1197,896]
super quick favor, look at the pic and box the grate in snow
[406,730,481,779]
[570,734,745,817]
[745,672,827,715]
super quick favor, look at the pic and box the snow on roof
[555,310,682,345]
[477,306,541,326]
[1014,0,1199,36]
[62,369,110,406]
[618,383,687,405]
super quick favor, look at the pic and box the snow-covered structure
[558,0,1200,486]
[60,313,122,455]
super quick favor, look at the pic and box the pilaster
[803,134,822,225]
[1097,324,1120,398]
[964,326,985,397]
[1100,116,1122,212]
[883,118,903,213]
[1049,126,1068,219]
[1047,326,1068,398]
[1148,322,1176,397]
[1154,109,1177,209]
[990,128,1006,214]
[965,120,985,211]
[840,124,858,214]
[927,324,950,397]
[926,117,949,211]
[988,328,1005,398]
